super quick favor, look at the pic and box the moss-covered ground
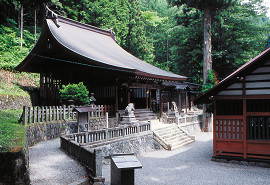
[0,109,25,152]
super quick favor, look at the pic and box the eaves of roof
[194,46,270,104]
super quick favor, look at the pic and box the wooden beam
[129,83,160,89]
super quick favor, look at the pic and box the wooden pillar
[40,73,44,105]
[115,85,118,112]
[185,90,188,113]
[243,77,247,159]
[146,89,149,110]
[213,99,217,157]
[188,92,191,110]
[159,86,163,118]
[44,73,47,106]
[128,88,130,104]
[178,90,181,112]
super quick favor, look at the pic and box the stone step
[152,123,195,150]
[165,135,189,143]
[163,132,187,140]
[156,130,184,139]
[154,124,178,130]
[134,113,157,117]
[171,138,194,150]
[154,127,181,135]
[135,114,157,118]
[119,109,158,122]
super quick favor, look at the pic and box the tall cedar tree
[170,0,233,85]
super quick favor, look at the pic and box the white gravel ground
[103,132,270,185]
[29,133,270,185]
[29,138,88,185]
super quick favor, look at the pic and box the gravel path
[103,132,270,185]
[29,138,88,185]
[29,133,270,185]
[135,132,270,185]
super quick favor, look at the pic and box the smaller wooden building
[195,47,270,161]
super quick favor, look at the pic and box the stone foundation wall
[0,148,30,185]
[0,94,32,110]
[94,132,161,157]
[26,121,66,146]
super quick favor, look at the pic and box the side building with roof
[194,46,270,161]
[16,8,191,116]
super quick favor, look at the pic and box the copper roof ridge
[45,6,117,42]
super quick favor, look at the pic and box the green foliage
[1,0,270,94]
[59,82,90,105]
[0,109,25,152]
[168,0,270,86]
[202,70,218,92]
[0,19,36,70]
[212,1,270,77]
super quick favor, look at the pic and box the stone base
[212,156,270,168]
[89,175,105,185]
[120,116,138,124]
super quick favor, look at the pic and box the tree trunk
[34,9,37,41]
[20,5,23,49]
[202,6,212,132]
[203,6,212,84]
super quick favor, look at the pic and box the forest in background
[0,0,270,88]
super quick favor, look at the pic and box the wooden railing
[21,104,115,125]
[70,122,151,144]
[60,136,104,183]
[162,113,201,125]
[177,115,200,125]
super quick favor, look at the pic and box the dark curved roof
[16,8,186,81]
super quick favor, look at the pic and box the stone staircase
[153,124,195,150]
[119,109,158,122]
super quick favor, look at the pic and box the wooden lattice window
[216,119,243,140]
[247,116,270,140]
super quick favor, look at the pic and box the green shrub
[59,82,90,105]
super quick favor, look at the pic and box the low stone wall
[0,148,30,185]
[26,121,66,146]
[0,94,32,110]
[179,122,202,135]
[92,132,160,157]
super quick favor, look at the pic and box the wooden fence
[60,136,104,183]
[66,122,151,145]
[21,104,115,125]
